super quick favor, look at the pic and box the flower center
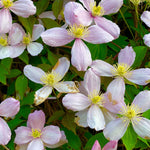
[130,0,141,5]
[31,129,41,138]
[68,24,89,39]
[2,0,13,8]
[90,2,104,17]
[22,33,31,45]
[0,37,8,46]
[40,71,62,86]
[112,63,131,77]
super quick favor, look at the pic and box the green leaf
[19,51,29,64]
[1,57,12,70]
[7,69,22,78]
[15,75,28,99]
[21,92,34,105]
[48,50,59,65]
[122,124,137,150]
[0,64,9,84]
[52,0,63,18]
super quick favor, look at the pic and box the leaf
[15,75,28,99]
[1,57,12,70]
[21,92,34,105]
[0,64,9,84]
[19,51,29,64]
[48,50,59,66]
[52,0,63,18]
[7,69,22,78]
[122,124,137,150]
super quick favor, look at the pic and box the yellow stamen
[40,71,62,86]
[90,2,104,17]
[22,33,31,45]
[68,24,89,38]
[2,0,13,8]
[0,36,8,46]
[31,129,41,138]
[130,0,142,5]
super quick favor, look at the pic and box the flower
[91,46,150,86]
[0,0,36,33]
[0,97,20,145]
[24,57,79,105]
[92,140,118,150]
[103,90,150,140]
[62,68,116,131]
[14,110,68,150]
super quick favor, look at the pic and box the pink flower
[24,57,79,105]
[91,46,150,86]
[14,110,67,150]
[92,140,118,150]
[62,68,116,131]
[103,90,150,140]
[0,97,20,145]
[0,0,36,33]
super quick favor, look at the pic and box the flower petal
[79,0,94,11]
[27,139,44,150]
[41,27,73,47]
[52,57,70,79]
[141,11,150,28]
[83,25,114,44]
[132,90,150,113]
[27,110,45,130]
[0,46,13,59]
[103,141,118,150]
[0,118,11,145]
[41,125,61,145]
[32,24,44,41]
[54,81,79,93]
[39,11,56,20]
[87,105,105,131]
[23,65,45,84]
[126,68,150,85]
[92,140,101,150]
[100,0,123,15]
[34,86,52,106]
[118,46,135,66]
[103,118,129,141]
[64,2,92,26]
[10,0,36,18]
[143,33,150,47]
[71,39,92,71]
[0,9,12,34]
[27,42,43,56]
[94,17,120,39]
[14,127,32,145]
[90,60,114,77]
[0,97,20,117]
[62,93,91,111]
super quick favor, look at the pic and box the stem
[2,145,9,150]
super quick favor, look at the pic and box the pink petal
[0,8,12,34]
[14,126,32,145]
[0,46,13,59]
[32,24,44,41]
[94,17,120,39]
[132,90,150,113]
[0,97,20,117]
[71,39,92,71]
[23,65,45,84]
[10,0,36,18]
[79,0,94,11]
[27,42,43,56]
[41,27,73,47]
[118,46,135,66]
[41,125,61,145]
[92,140,101,150]
[141,11,150,28]
[83,68,100,95]
[126,68,150,85]
[103,118,129,141]
[27,139,44,150]
[143,33,150,47]
[64,2,92,26]
[8,23,25,45]
[62,93,91,111]
[90,60,114,77]
[103,141,118,150]
[0,118,11,145]
[87,105,105,131]
[83,25,114,44]
[27,110,45,130]
[39,11,56,20]
[100,0,123,15]
[78,81,89,96]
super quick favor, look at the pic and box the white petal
[27,139,44,150]
[87,105,105,131]
[143,33,150,47]
[39,11,56,20]
[27,42,43,56]
[141,11,150,28]
[32,24,44,41]
[0,46,12,59]
[34,86,52,105]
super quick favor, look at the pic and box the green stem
[2,145,9,150]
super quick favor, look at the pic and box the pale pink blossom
[0,97,20,145]
[62,68,116,131]
[92,140,118,150]
[103,90,150,141]
[24,57,79,105]
[0,0,36,33]
[14,110,67,150]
